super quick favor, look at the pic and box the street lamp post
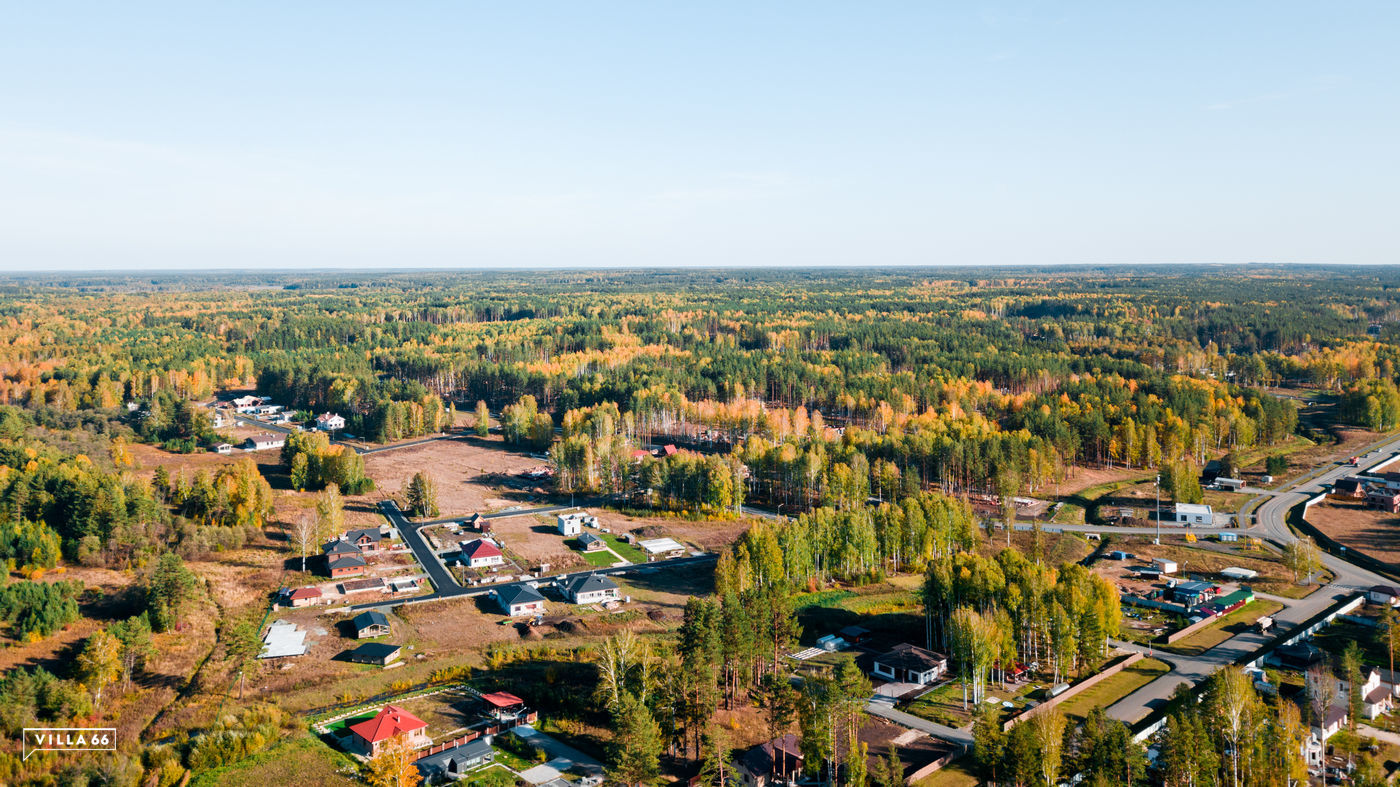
[1155,474,1162,545]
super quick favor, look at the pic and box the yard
[600,533,647,563]
[1055,658,1171,721]
[904,680,1040,728]
[1160,600,1285,657]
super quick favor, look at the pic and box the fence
[1004,652,1144,731]
[1131,591,1366,742]
[901,749,961,785]
[1295,496,1400,586]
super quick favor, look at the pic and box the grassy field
[600,533,647,562]
[1160,600,1285,656]
[582,550,616,567]
[190,735,357,787]
[1056,658,1171,721]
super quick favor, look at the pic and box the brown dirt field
[1054,465,1149,497]
[1308,499,1400,570]
[351,436,545,526]
[474,514,588,568]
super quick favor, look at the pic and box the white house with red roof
[346,704,430,757]
[316,412,346,431]
[460,538,505,569]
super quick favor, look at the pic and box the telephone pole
[1155,473,1162,545]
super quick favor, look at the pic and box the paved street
[352,500,716,612]
[1099,437,1400,723]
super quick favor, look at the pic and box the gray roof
[579,532,604,545]
[324,539,361,556]
[561,573,618,597]
[328,552,368,569]
[348,642,401,664]
[353,610,389,630]
[415,737,493,780]
[495,583,546,608]
[875,643,947,673]
[347,528,383,543]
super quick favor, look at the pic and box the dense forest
[8,266,1397,517]
[3,266,1400,784]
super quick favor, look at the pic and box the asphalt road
[1100,437,1400,723]
[353,499,717,612]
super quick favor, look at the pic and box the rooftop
[348,704,427,744]
[875,642,947,673]
[1175,502,1212,516]
[495,583,546,607]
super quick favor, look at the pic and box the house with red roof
[460,538,505,569]
[287,587,321,607]
[346,704,430,757]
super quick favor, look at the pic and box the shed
[1221,566,1257,580]
[1152,558,1179,574]
[348,642,402,666]
[1174,503,1213,525]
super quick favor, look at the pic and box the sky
[0,2,1396,270]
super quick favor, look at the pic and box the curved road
[1102,438,1400,723]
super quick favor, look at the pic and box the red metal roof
[462,539,503,559]
[481,691,525,708]
[348,704,427,744]
[289,587,321,599]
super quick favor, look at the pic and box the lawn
[1160,600,1285,657]
[582,550,617,567]
[457,764,520,787]
[600,533,647,562]
[1055,658,1171,721]
[190,735,357,787]
[323,712,375,735]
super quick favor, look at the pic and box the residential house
[578,532,606,552]
[1173,503,1213,525]
[1353,668,1395,719]
[737,734,804,787]
[560,573,620,605]
[493,584,546,617]
[211,410,231,429]
[1333,477,1367,499]
[243,433,286,451]
[212,443,233,455]
[316,412,346,431]
[1368,488,1400,513]
[287,587,321,607]
[324,540,368,578]
[558,515,582,537]
[347,528,385,552]
[415,738,495,784]
[1370,585,1400,606]
[346,705,430,757]
[872,643,948,686]
[231,395,265,412]
[463,513,484,531]
[461,538,505,569]
[348,643,402,667]
[353,610,391,639]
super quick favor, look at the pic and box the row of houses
[1332,475,1400,512]
[490,572,623,616]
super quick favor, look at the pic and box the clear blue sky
[1,2,1396,270]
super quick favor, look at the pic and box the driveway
[511,725,603,782]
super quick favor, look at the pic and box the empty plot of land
[1309,500,1400,570]
[1057,658,1171,721]
[356,437,544,523]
